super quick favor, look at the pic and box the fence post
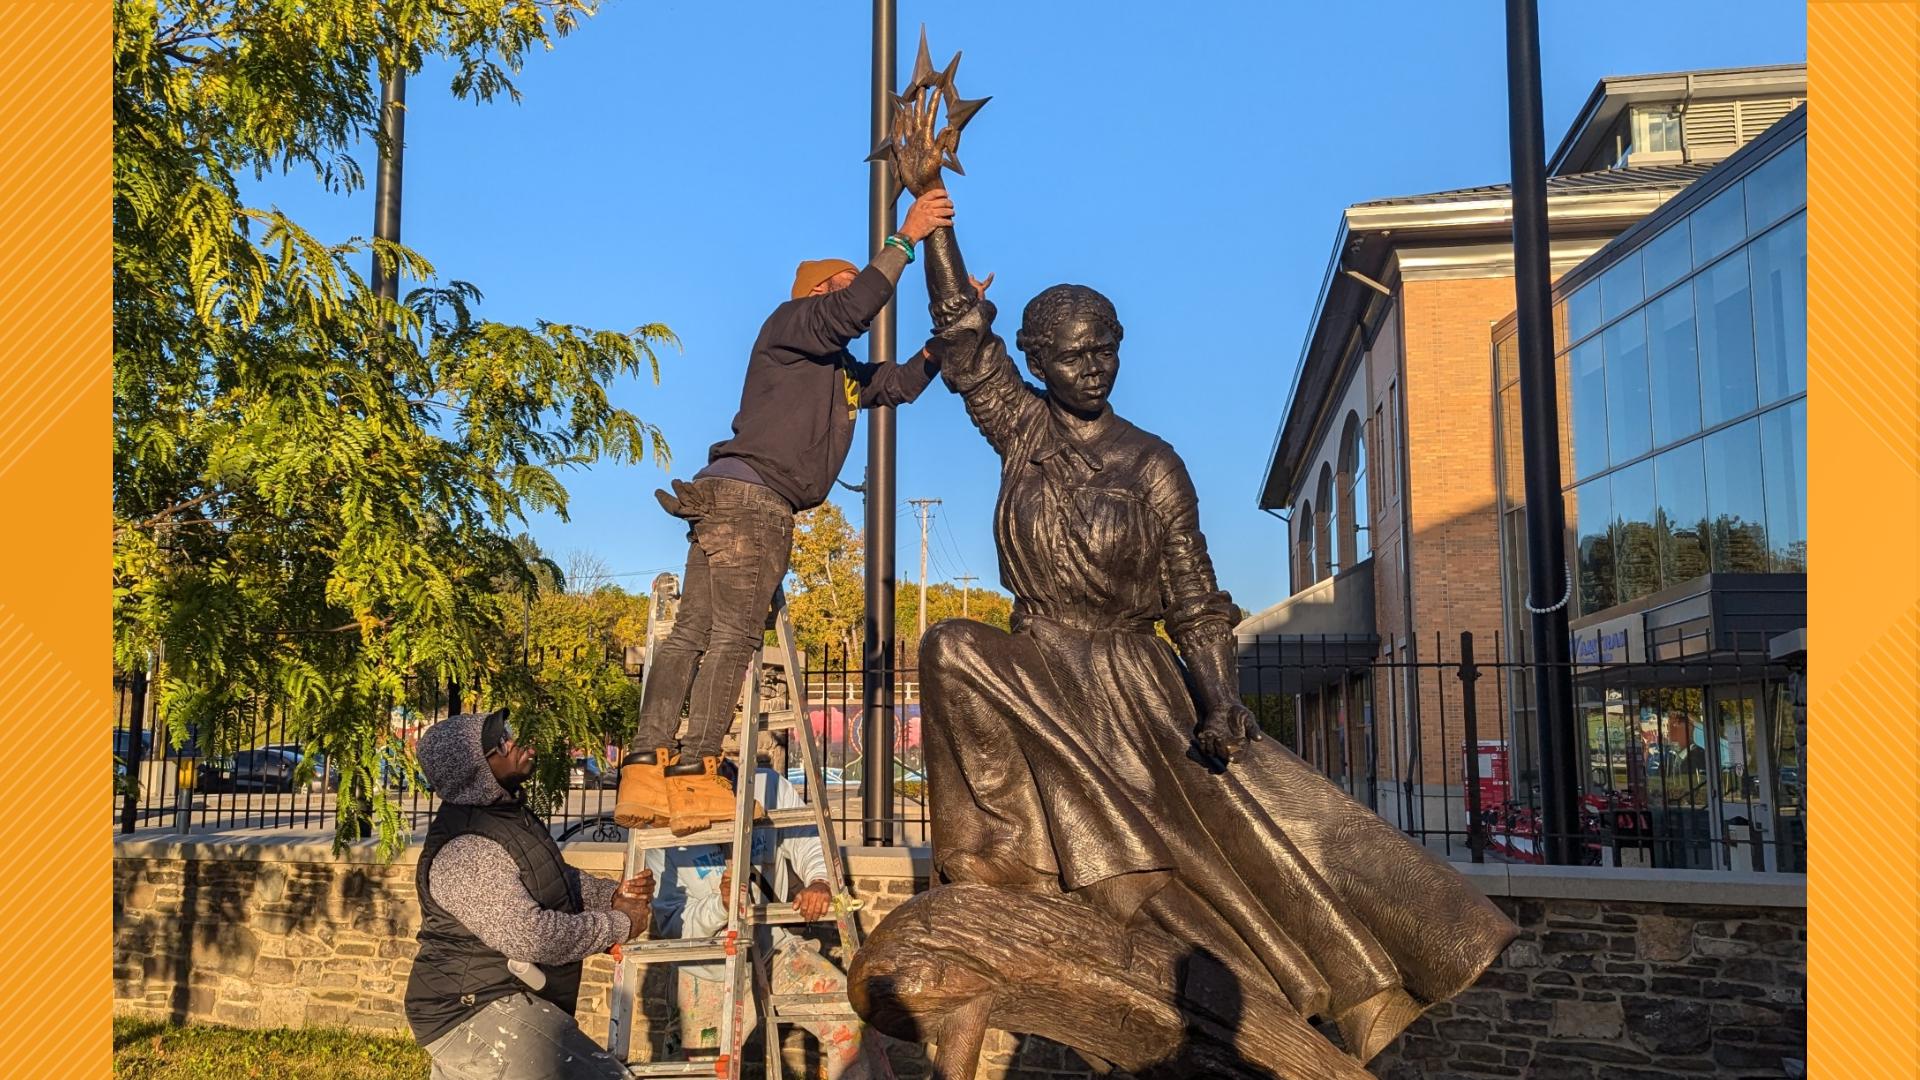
[173,751,193,834]
[121,668,149,834]
[1459,632,1484,863]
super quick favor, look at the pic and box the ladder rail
[773,608,863,952]
[608,583,676,1061]
[713,636,764,1080]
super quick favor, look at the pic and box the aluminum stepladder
[607,581,869,1079]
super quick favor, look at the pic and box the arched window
[1316,464,1336,579]
[1338,412,1371,567]
[1295,499,1315,590]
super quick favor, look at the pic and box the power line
[936,511,975,576]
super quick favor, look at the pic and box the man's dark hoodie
[702,252,938,512]
[403,714,632,1044]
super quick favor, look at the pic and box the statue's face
[1027,313,1119,418]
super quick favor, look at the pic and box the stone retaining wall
[113,836,1804,1079]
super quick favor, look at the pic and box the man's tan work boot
[665,756,760,836]
[613,748,674,828]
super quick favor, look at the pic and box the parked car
[196,748,301,793]
[113,728,154,761]
[263,743,340,792]
[569,757,618,790]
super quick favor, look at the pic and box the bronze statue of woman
[853,219,1518,1076]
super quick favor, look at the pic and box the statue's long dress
[917,299,1517,1059]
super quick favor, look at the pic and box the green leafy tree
[784,501,1014,668]
[787,503,866,662]
[494,582,651,802]
[112,0,675,853]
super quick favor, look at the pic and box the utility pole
[908,499,941,640]
[956,574,976,618]
[861,0,899,846]
[1505,0,1580,865]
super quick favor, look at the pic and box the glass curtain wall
[1491,129,1805,871]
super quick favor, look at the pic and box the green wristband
[885,234,915,263]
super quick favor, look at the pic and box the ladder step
[766,991,861,1021]
[618,935,741,965]
[624,807,821,850]
[627,1061,722,1078]
[746,898,861,926]
[729,710,800,732]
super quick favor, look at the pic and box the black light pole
[861,0,899,847]
[354,66,408,840]
[372,68,406,304]
[1504,0,1580,865]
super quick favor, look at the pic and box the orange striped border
[0,3,1904,1077]
[0,1,112,1077]
[1808,2,1920,1077]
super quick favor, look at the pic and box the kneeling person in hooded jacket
[405,710,654,1079]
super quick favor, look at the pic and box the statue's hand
[1196,703,1262,764]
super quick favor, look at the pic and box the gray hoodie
[416,714,631,963]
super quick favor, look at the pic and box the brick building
[1239,65,1806,842]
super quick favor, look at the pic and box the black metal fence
[113,631,1806,873]
[111,647,931,848]
[1235,630,1806,874]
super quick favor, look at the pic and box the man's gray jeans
[424,992,632,1079]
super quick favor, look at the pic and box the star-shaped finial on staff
[866,26,991,197]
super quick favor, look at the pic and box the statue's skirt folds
[920,614,1519,1057]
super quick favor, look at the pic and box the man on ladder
[615,187,956,835]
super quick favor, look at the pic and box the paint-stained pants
[424,992,633,1080]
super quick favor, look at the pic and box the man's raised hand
[901,189,954,243]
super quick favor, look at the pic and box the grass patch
[113,1016,428,1079]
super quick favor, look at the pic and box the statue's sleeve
[924,299,1044,460]
[1145,446,1241,712]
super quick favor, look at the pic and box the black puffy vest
[404,801,586,1044]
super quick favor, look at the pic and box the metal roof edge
[1259,215,1351,509]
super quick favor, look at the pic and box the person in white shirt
[647,760,892,1079]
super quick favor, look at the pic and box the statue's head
[1014,284,1124,418]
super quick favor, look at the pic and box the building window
[1296,499,1315,590]
[1600,252,1644,322]
[1573,476,1615,616]
[1750,212,1807,404]
[1611,459,1660,604]
[1703,419,1770,573]
[1568,281,1604,343]
[1603,312,1652,466]
[1692,182,1748,267]
[1374,403,1389,506]
[1633,107,1684,156]
[1695,249,1759,427]
[1647,287,1703,446]
[1759,400,1808,572]
[1654,441,1711,586]
[1317,463,1337,579]
[1570,337,1609,480]
[1643,221,1692,295]
[1338,412,1370,568]
[1745,141,1807,233]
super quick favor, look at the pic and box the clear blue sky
[242,1,1805,610]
